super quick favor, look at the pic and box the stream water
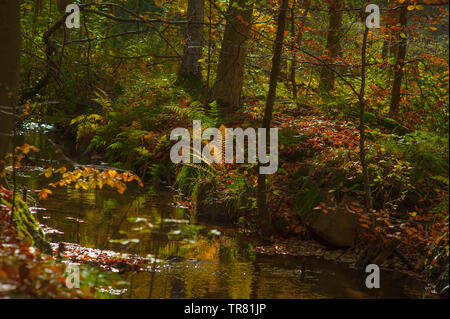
[11,124,429,298]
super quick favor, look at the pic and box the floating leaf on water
[97,287,128,296]
[163,218,189,224]
[128,217,147,223]
[209,229,221,236]
[109,238,140,245]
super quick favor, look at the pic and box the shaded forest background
[0,0,449,297]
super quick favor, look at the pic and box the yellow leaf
[28,144,36,154]
[136,176,144,188]
[55,166,67,174]
[116,181,126,194]
[79,181,89,190]
[107,169,118,178]
[39,189,52,200]
[106,179,115,188]
[42,168,53,178]
[23,144,30,154]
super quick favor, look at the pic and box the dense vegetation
[0,0,448,298]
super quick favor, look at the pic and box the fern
[92,87,113,112]
[70,114,105,142]
[107,142,124,151]
[208,100,221,126]
[165,101,219,127]
[155,134,169,151]
[175,165,212,195]
[134,146,150,157]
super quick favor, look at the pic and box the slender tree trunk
[290,0,310,101]
[319,0,343,92]
[355,14,374,271]
[290,0,297,100]
[381,0,391,59]
[381,30,389,59]
[213,0,253,114]
[389,6,408,117]
[0,1,21,160]
[257,0,289,234]
[57,0,71,12]
[359,25,372,214]
[178,0,205,84]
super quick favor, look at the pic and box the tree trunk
[319,0,343,92]
[257,0,289,234]
[290,0,297,100]
[0,1,21,160]
[381,0,392,59]
[57,0,72,12]
[381,31,389,59]
[389,6,408,117]
[359,25,372,214]
[290,0,310,100]
[178,0,204,84]
[213,0,253,114]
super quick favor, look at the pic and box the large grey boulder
[294,181,358,247]
[306,206,357,248]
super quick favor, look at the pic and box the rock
[194,180,232,225]
[294,183,358,248]
[307,206,357,248]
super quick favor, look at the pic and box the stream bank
[1,123,434,298]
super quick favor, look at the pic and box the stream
[11,123,429,298]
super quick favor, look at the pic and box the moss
[346,109,409,135]
[346,109,377,124]
[293,180,322,220]
[379,117,409,135]
[1,196,52,255]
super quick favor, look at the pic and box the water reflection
[27,183,425,299]
[12,127,428,299]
